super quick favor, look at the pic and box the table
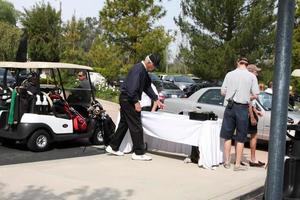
[119,111,224,169]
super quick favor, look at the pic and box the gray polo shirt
[221,68,259,104]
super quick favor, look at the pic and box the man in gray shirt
[220,57,259,171]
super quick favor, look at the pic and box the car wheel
[27,130,51,152]
[89,126,104,145]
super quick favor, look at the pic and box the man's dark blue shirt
[120,62,158,104]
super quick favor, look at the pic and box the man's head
[247,64,261,76]
[144,54,161,72]
[236,57,249,68]
[77,71,87,81]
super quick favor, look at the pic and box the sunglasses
[78,74,84,77]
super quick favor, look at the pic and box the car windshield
[258,91,296,111]
[257,92,272,110]
[174,76,195,83]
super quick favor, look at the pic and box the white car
[162,87,300,141]
[89,72,106,86]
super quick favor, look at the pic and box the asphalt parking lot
[0,139,105,166]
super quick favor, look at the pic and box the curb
[234,186,265,200]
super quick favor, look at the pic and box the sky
[7,0,182,61]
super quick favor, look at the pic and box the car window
[258,92,272,110]
[152,81,163,90]
[163,82,180,89]
[198,89,224,106]
[164,76,173,81]
[174,76,195,83]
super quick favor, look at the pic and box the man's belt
[233,101,248,105]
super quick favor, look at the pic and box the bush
[95,83,119,103]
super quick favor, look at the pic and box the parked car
[162,87,300,141]
[89,72,106,87]
[152,80,186,102]
[183,80,223,97]
[0,68,15,88]
[149,73,160,82]
[184,83,208,97]
[190,76,202,84]
[162,75,195,91]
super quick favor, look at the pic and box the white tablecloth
[119,111,224,169]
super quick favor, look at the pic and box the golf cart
[0,62,114,152]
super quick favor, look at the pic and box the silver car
[162,87,300,141]
[162,75,195,91]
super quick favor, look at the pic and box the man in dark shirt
[77,71,91,104]
[106,54,164,161]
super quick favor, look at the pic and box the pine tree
[21,2,61,62]
[99,0,172,69]
[176,0,276,80]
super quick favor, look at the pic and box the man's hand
[156,100,165,109]
[135,102,142,112]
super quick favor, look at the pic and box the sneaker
[105,145,124,156]
[233,165,248,171]
[223,162,231,169]
[132,153,152,161]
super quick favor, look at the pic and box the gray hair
[145,55,152,64]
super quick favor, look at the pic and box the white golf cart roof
[0,61,93,70]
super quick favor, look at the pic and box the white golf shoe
[105,145,124,156]
[131,153,152,161]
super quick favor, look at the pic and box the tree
[176,0,276,80]
[99,0,172,69]
[0,0,21,61]
[293,0,300,70]
[88,38,122,83]
[0,0,19,25]
[60,16,102,65]
[0,21,21,61]
[60,16,87,64]
[292,0,300,93]
[21,2,61,62]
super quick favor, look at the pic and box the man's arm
[221,75,228,96]
[126,68,142,104]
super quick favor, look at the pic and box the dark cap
[149,54,161,67]
[237,57,249,64]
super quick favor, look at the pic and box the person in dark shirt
[77,71,91,104]
[68,71,92,106]
[106,54,164,161]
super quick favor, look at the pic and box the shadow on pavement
[0,182,134,200]
[0,139,105,166]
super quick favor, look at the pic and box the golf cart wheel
[27,130,51,152]
[89,127,104,145]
